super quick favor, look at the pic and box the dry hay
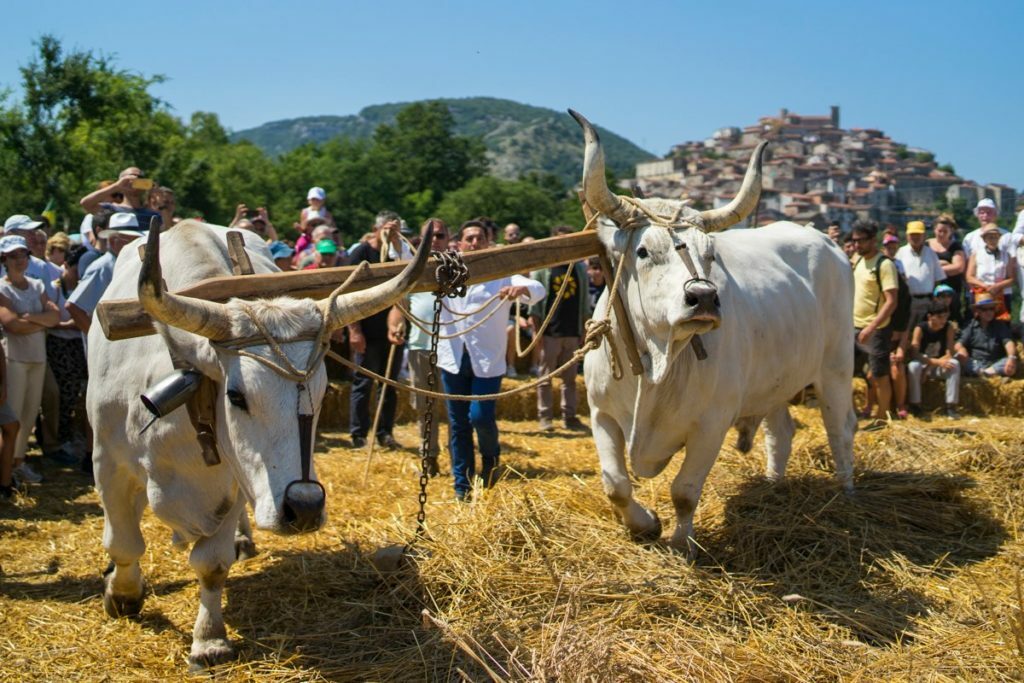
[2,408,1024,681]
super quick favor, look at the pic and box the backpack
[873,254,912,332]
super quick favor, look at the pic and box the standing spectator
[0,339,20,499]
[962,198,1011,259]
[852,221,898,420]
[47,245,89,461]
[503,223,523,245]
[0,235,60,484]
[965,225,1015,319]
[437,221,546,501]
[954,293,1016,378]
[346,211,406,449]
[586,256,606,309]
[46,233,71,269]
[300,187,334,232]
[907,301,961,419]
[529,226,591,431]
[147,185,178,229]
[928,214,966,323]
[2,215,61,298]
[302,239,340,269]
[826,220,843,246]
[230,204,278,242]
[842,233,857,262]
[66,213,144,340]
[895,220,946,333]
[386,218,450,475]
[881,233,901,261]
[79,167,161,229]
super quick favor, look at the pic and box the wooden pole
[97,228,603,341]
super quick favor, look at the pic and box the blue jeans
[442,351,502,495]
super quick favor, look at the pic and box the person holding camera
[229,204,278,242]
[79,167,162,229]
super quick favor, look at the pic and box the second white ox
[572,111,856,555]
[88,220,429,668]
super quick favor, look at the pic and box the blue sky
[2,0,1022,191]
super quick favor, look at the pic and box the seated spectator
[46,232,71,269]
[300,187,334,232]
[932,284,957,316]
[966,224,1015,319]
[954,293,1016,378]
[79,167,162,229]
[268,241,295,271]
[0,235,61,485]
[907,301,960,419]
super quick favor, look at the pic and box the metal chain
[415,249,468,537]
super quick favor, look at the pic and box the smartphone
[132,178,154,191]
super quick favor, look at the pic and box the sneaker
[945,406,960,420]
[378,434,402,451]
[13,461,43,484]
[350,436,367,449]
[46,446,80,467]
[539,418,555,432]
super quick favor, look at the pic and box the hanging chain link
[416,250,469,536]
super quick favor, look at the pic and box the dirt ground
[1,408,1022,681]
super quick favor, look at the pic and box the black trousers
[349,339,404,439]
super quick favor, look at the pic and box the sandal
[896,408,909,420]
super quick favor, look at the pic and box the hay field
[1,407,1023,681]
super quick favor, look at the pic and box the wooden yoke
[579,192,645,376]
[97,227,604,340]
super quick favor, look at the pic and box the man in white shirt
[895,220,946,333]
[437,221,545,501]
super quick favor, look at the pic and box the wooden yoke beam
[97,230,603,340]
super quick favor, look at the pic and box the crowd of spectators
[843,198,1024,423]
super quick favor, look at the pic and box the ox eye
[636,246,649,259]
[226,389,248,411]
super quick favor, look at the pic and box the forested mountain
[231,97,655,185]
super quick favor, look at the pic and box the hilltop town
[629,106,1018,231]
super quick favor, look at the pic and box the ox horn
[569,109,630,224]
[317,220,433,331]
[138,221,234,340]
[698,140,769,232]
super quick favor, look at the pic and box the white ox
[571,111,856,555]
[88,220,429,668]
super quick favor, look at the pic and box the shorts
[0,401,16,425]
[854,324,892,378]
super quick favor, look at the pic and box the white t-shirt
[894,244,946,296]
[0,277,47,363]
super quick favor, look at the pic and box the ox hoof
[628,512,662,544]
[103,586,145,618]
[235,538,258,562]
[188,639,236,672]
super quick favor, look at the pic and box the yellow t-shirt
[853,253,898,329]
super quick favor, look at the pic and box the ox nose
[283,481,326,533]
[683,281,720,312]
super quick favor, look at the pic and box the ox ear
[596,218,629,259]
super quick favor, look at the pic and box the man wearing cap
[345,210,406,449]
[962,198,1013,259]
[954,293,1017,378]
[2,215,61,301]
[895,221,946,334]
[66,212,145,340]
[302,239,340,269]
[852,221,899,420]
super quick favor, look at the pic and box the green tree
[435,176,562,235]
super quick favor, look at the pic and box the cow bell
[140,369,203,420]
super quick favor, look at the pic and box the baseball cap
[307,187,326,201]
[268,241,294,260]
[4,214,43,232]
[882,234,900,245]
[97,212,143,239]
[315,238,337,255]
[976,198,997,211]
[905,221,926,235]
[0,235,30,254]
[933,284,955,297]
